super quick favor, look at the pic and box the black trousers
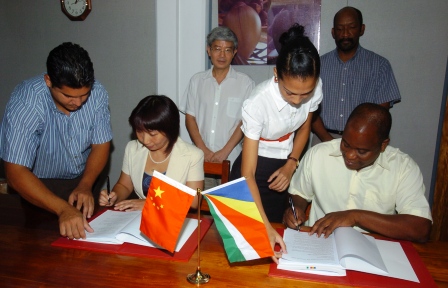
[230,153,289,223]
[19,176,84,228]
[39,176,83,201]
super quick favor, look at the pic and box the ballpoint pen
[289,197,300,230]
[107,176,111,205]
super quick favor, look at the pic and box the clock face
[61,0,91,20]
[64,0,87,17]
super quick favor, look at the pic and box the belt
[260,132,293,142]
[326,129,343,135]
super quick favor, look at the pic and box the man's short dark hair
[347,103,392,142]
[46,42,94,89]
[334,6,363,27]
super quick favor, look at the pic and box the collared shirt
[320,46,401,131]
[182,66,255,164]
[242,77,323,159]
[0,74,112,179]
[289,139,432,229]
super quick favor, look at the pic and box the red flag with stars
[140,171,196,253]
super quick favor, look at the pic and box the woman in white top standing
[230,23,322,259]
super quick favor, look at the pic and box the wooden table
[0,193,447,288]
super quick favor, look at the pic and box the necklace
[149,150,172,164]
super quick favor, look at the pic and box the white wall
[155,0,209,141]
[322,0,448,199]
[1,0,447,201]
[198,0,448,199]
[0,0,157,190]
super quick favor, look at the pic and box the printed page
[278,228,345,275]
[334,227,387,274]
[80,210,141,244]
[116,216,200,252]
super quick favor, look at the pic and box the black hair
[128,95,180,153]
[275,23,320,80]
[46,42,94,89]
[347,103,392,142]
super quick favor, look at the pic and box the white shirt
[241,77,323,159]
[289,139,432,228]
[182,66,255,165]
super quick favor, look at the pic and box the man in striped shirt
[0,43,112,240]
[311,6,401,145]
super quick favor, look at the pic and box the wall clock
[61,0,92,21]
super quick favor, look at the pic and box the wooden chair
[200,160,231,212]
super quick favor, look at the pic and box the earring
[274,76,278,83]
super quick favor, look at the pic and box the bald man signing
[283,103,432,243]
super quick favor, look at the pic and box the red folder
[268,229,437,288]
[52,210,213,262]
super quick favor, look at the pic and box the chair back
[200,160,231,212]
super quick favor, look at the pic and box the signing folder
[52,209,213,262]
[268,228,437,287]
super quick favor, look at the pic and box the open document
[78,210,198,252]
[278,227,419,282]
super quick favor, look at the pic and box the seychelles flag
[202,177,274,263]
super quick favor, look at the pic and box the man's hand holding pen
[283,199,306,230]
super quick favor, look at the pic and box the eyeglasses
[210,46,235,56]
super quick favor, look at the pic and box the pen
[289,197,300,230]
[107,176,111,205]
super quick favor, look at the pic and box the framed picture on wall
[218,0,321,65]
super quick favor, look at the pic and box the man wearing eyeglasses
[181,26,255,189]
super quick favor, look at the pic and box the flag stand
[187,189,210,285]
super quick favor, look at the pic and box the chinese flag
[140,171,196,253]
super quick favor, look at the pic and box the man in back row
[284,103,432,243]
[0,42,112,240]
[181,26,254,189]
[311,6,401,145]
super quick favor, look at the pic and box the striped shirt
[0,74,112,179]
[320,46,401,131]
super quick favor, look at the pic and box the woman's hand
[267,224,286,264]
[99,189,117,207]
[267,161,296,192]
[114,199,146,211]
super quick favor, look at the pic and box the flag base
[187,268,210,284]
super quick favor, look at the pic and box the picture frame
[218,0,321,65]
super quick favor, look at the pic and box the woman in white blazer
[99,95,204,211]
